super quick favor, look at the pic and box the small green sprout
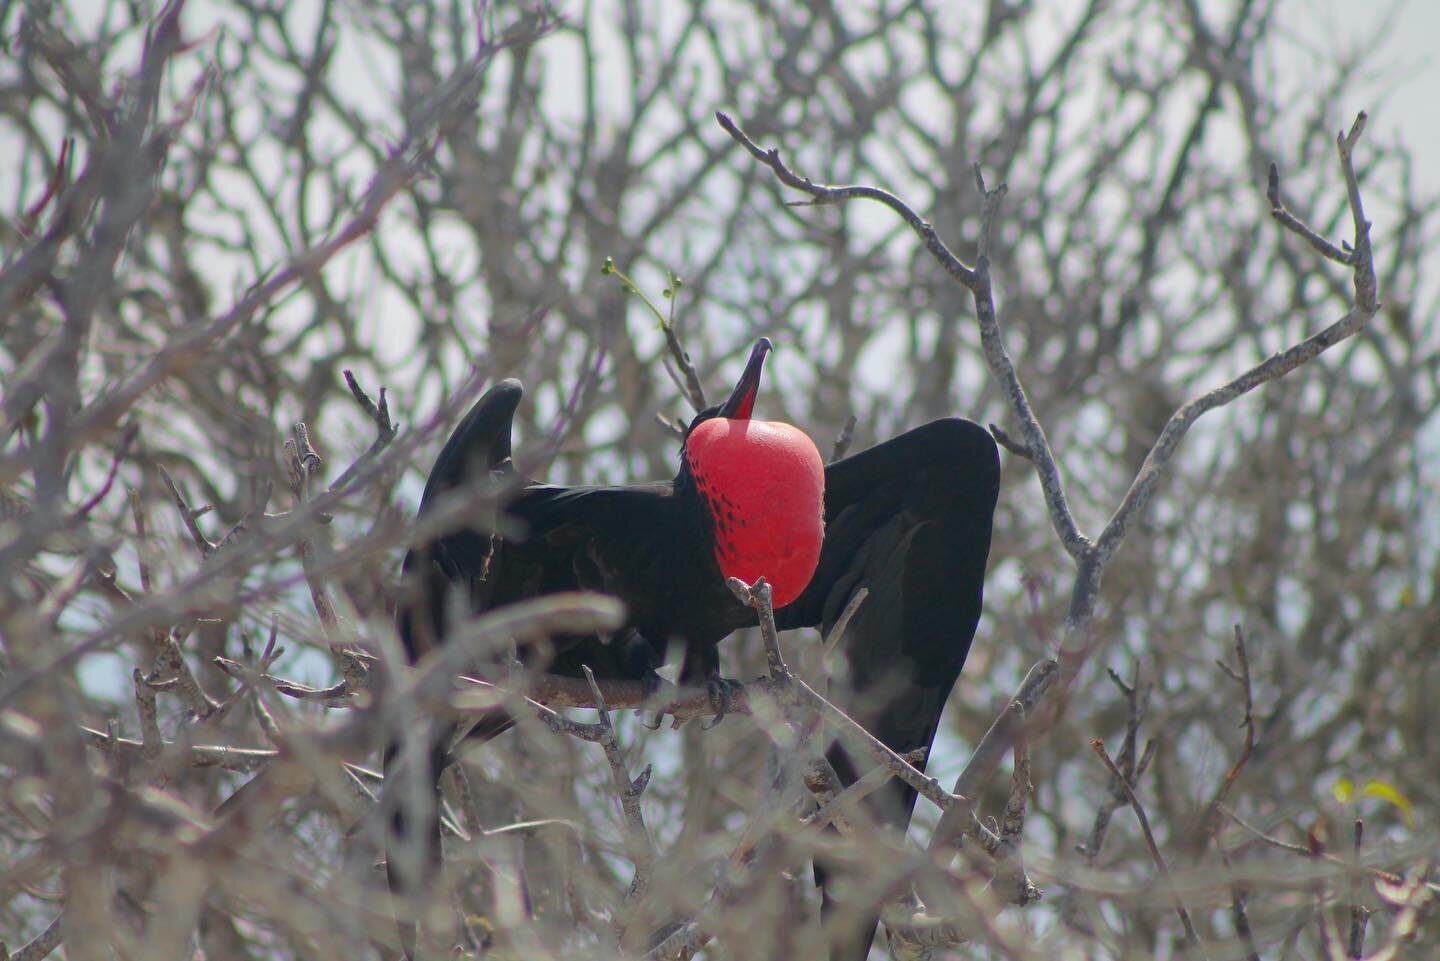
[599,258,684,331]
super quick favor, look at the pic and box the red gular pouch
[685,418,825,607]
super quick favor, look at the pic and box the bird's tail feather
[385,708,514,960]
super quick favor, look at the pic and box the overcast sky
[1289,0,1439,194]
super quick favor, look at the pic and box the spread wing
[398,378,523,662]
[389,380,675,959]
[775,417,1000,961]
[482,481,678,679]
[397,377,677,677]
[389,377,525,958]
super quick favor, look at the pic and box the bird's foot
[638,669,667,730]
[701,675,745,730]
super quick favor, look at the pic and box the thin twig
[1202,624,1257,841]
[716,111,1087,561]
[79,726,274,772]
[930,658,1058,855]
[16,137,72,237]
[988,422,1032,460]
[661,323,707,416]
[285,423,336,632]
[72,423,137,518]
[1084,668,1154,862]
[1267,161,1353,265]
[328,370,398,493]
[728,576,786,679]
[823,586,868,653]
[1201,621,1263,959]
[1091,739,1203,953]
[156,463,215,557]
[1348,819,1370,959]
[993,708,1038,903]
[452,671,775,722]
[715,111,977,286]
[581,665,654,905]
[1335,112,1378,310]
[5,910,63,961]
[1220,806,1439,892]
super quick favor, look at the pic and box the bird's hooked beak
[717,337,773,420]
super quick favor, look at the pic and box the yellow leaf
[1357,779,1415,828]
[1332,777,1414,828]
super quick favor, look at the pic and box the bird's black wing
[775,417,1000,961]
[398,377,523,663]
[389,380,674,959]
[479,480,682,681]
[390,377,525,960]
[398,377,672,675]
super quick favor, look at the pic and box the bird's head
[681,337,772,436]
[681,338,825,608]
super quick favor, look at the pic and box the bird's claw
[700,676,744,730]
[638,670,667,729]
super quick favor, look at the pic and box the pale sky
[1290,0,1440,194]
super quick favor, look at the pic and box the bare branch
[930,658,1059,855]
[1092,739,1203,951]
[156,463,215,557]
[4,910,63,961]
[1095,113,1379,565]
[716,110,1088,562]
[581,665,654,906]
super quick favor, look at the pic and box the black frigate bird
[387,337,824,954]
[387,338,1000,961]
